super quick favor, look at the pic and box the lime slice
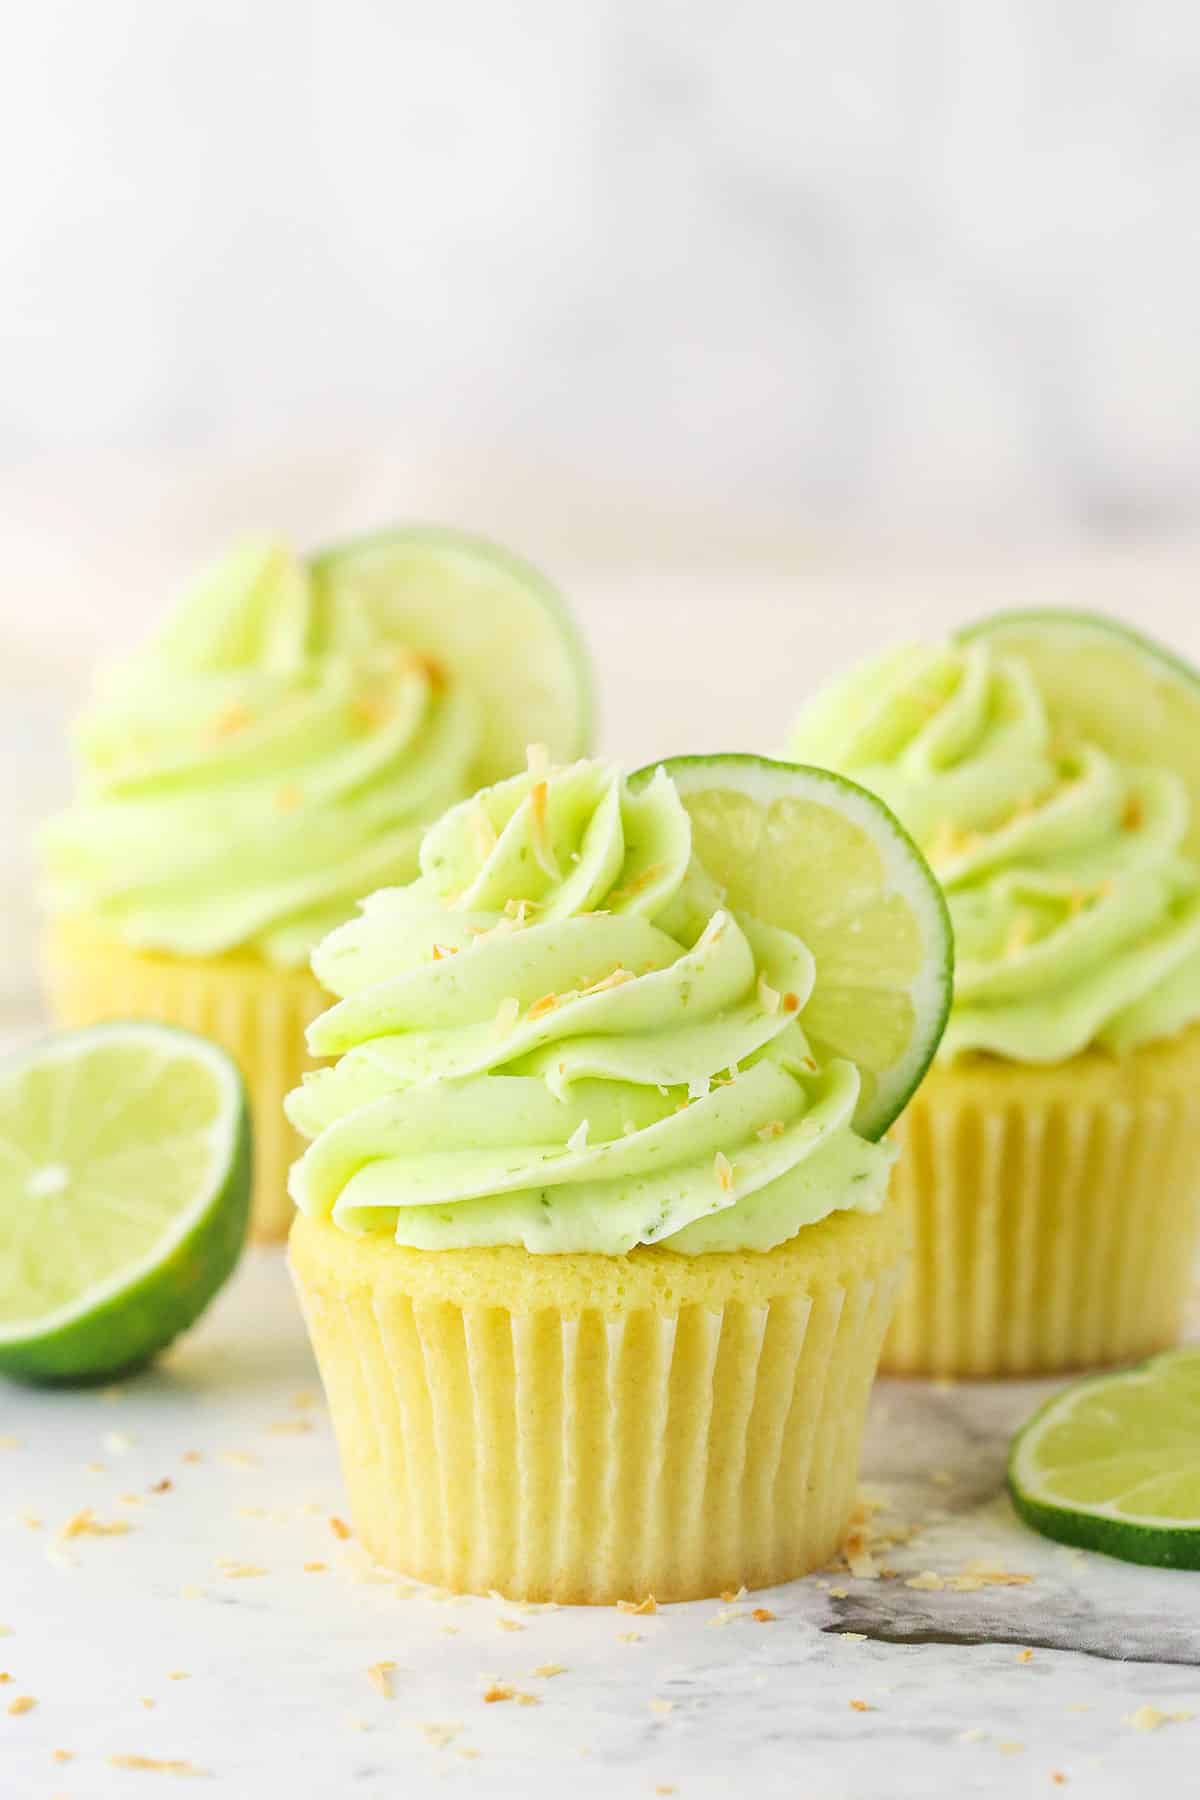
[309,526,594,787]
[962,610,1200,858]
[0,1023,250,1383]
[1010,1349,1200,1568]
[632,754,952,1139]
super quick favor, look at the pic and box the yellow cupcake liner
[42,915,326,1244]
[884,1022,1200,1378]
[289,1198,906,1604]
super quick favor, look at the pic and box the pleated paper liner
[884,1021,1200,1378]
[43,914,326,1243]
[289,1197,907,1604]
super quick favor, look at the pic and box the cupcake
[789,613,1200,1376]
[287,750,950,1601]
[41,530,592,1241]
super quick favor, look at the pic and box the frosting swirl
[286,757,895,1254]
[42,540,479,965]
[789,641,1200,1061]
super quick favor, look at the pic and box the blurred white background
[4,1,1200,1013]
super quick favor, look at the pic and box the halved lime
[631,754,952,1139]
[962,611,1200,858]
[308,526,594,787]
[1010,1349,1200,1569]
[0,1023,250,1383]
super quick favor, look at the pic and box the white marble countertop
[3,1250,1198,1799]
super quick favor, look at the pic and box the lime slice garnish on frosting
[0,1023,250,1383]
[962,611,1200,858]
[631,754,952,1139]
[1010,1349,1200,1569]
[308,526,594,788]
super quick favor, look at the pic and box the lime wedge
[962,611,1200,858]
[0,1023,250,1383]
[309,526,594,787]
[1010,1349,1200,1568]
[632,754,952,1139]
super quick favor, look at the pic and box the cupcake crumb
[616,1595,657,1616]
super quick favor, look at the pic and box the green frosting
[42,540,479,965]
[287,758,895,1254]
[789,641,1200,1062]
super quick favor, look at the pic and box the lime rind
[308,524,595,785]
[1009,1348,1200,1570]
[0,1022,250,1383]
[630,753,953,1140]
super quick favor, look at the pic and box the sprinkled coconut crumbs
[528,992,560,1021]
[617,1632,642,1644]
[141,1698,156,1710]
[527,745,560,880]
[0,1436,19,1450]
[22,1515,43,1531]
[497,1617,525,1633]
[303,1562,328,1573]
[150,1479,173,1494]
[566,1120,590,1154]
[181,1452,203,1465]
[218,1452,256,1470]
[720,1587,748,1603]
[268,1419,313,1436]
[1016,1649,1034,1664]
[217,1563,267,1579]
[516,1693,541,1707]
[1051,1773,1068,1786]
[168,1672,190,1682]
[532,1664,567,1678]
[109,1754,205,1775]
[655,1787,676,1796]
[329,1516,352,1540]
[756,1119,785,1141]
[582,967,634,996]
[714,1152,735,1193]
[751,1608,776,1623]
[617,1595,657,1615]
[52,1749,74,1763]
[367,1661,396,1697]
[849,1699,872,1713]
[649,1699,674,1715]
[8,1696,36,1715]
[483,1683,515,1704]
[781,991,801,1013]
[905,1571,945,1592]
[998,1742,1025,1755]
[211,702,252,738]
[470,800,498,862]
[840,1632,867,1643]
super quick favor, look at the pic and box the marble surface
[2,1251,1198,1799]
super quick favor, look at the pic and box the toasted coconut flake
[431,942,458,961]
[1125,1705,1193,1731]
[616,1631,642,1643]
[303,1561,328,1573]
[218,1563,267,1579]
[719,1586,747,1603]
[497,1617,525,1633]
[417,1722,462,1748]
[843,1534,879,1581]
[781,991,801,1014]
[367,1660,396,1697]
[8,1695,35,1715]
[1123,792,1145,831]
[515,1692,541,1707]
[527,992,560,1021]
[849,1699,872,1713]
[840,1632,867,1643]
[609,862,667,906]
[470,800,498,863]
[109,1754,205,1775]
[714,1152,735,1194]
[756,1119,785,1141]
[52,1749,75,1763]
[616,1594,657,1616]
[904,1570,945,1592]
[1016,1649,1033,1664]
[757,975,781,1015]
[494,996,521,1038]
[566,1119,590,1154]
[483,1683,515,1704]
[526,744,561,880]
[269,1419,312,1436]
[751,1607,776,1623]
[60,1508,131,1540]
[581,967,633,997]
[649,1698,674,1715]
[532,1664,567,1678]
[167,1672,190,1682]
[210,702,253,738]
